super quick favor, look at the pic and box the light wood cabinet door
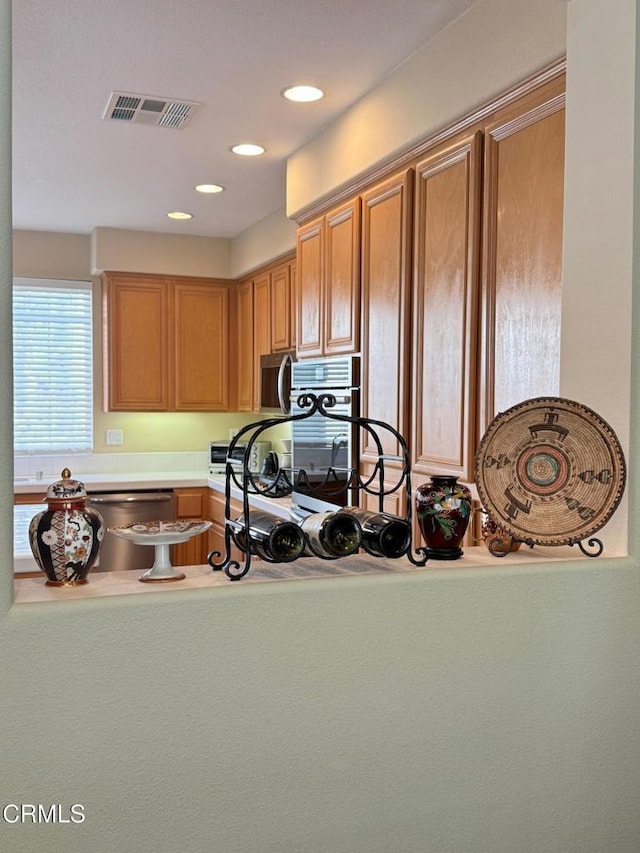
[252,273,271,408]
[271,262,292,352]
[358,461,407,518]
[479,77,565,433]
[296,218,324,357]
[411,131,482,482]
[324,199,361,355]
[172,487,209,566]
[173,282,230,411]
[104,274,172,411]
[295,203,359,359]
[103,272,231,412]
[360,168,414,469]
[289,261,297,350]
[237,280,254,412]
[207,489,243,566]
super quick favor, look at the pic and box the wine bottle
[300,511,362,558]
[339,507,411,558]
[234,510,305,562]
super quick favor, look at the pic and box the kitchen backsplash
[14,451,209,480]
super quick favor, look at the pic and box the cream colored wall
[229,205,297,278]
[91,226,231,277]
[13,230,92,280]
[2,2,640,852]
[559,0,635,550]
[286,0,567,217]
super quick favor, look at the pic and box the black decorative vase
[415,476,472,560]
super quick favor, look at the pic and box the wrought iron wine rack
[207,392,428,580]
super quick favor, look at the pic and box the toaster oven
[208,440,271,475]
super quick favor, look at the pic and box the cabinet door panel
[359,462,407,517]
[296,219,324,357]
[480,90,565,431]
[325,200,360,354]
[412,132,482,481]
[253,273,271,406]
[105,276,171,411]
[271,263,291,352]
[237,280,254,411]
[360,169,413,464]
[208,490,244,565]
[289,262,297,349]
[174,283,230,411]
[172,487,209,566]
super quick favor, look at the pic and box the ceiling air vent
[102,92,200,129]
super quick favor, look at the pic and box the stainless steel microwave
[260,352,294,414]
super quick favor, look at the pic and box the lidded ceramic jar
[29,468,105,586]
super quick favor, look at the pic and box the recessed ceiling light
[167,210,193,220]
[231,143,265,157]
[281,85,324,103]
[195,183,224,194]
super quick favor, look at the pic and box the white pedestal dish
[108,520,212,582]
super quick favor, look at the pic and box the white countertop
[14,471,211,495]
[14,470,293,519]
[207,474,293,518]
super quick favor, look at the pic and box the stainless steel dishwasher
[87,490,176,571]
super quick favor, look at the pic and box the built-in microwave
[260,352,294,415]
[208,440,271,474]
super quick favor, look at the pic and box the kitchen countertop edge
[14,472,292,517]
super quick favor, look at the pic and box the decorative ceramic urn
[415,475,472,560]
[29,469,104,586]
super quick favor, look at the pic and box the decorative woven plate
[474,397,626,547]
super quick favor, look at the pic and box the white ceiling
[12,0,478,239]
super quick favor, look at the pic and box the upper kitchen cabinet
[296,198,360,358]
[478,74,565,434]
[236,254,296,412]
[270,260,296,352]
[102,272,231,412]
[411,71,565,482]
[173,279,231,411]
[236,279,254,412]
[360,169,414,467]
[411,131,482,482]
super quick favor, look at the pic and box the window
[13,278,94,453]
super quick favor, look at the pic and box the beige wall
[286,0,567,216]
[91,226,231,277]
[2,2,640,852]
[230,205,297,278]
[559,0,635,550]
[13,230,92,281]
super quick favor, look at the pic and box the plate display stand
[207,392,428,580]
[474,397,627,558]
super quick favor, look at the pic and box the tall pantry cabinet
[411,72,565,494]
[359,168,414,515]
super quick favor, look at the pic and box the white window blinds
[13,278,94,453]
